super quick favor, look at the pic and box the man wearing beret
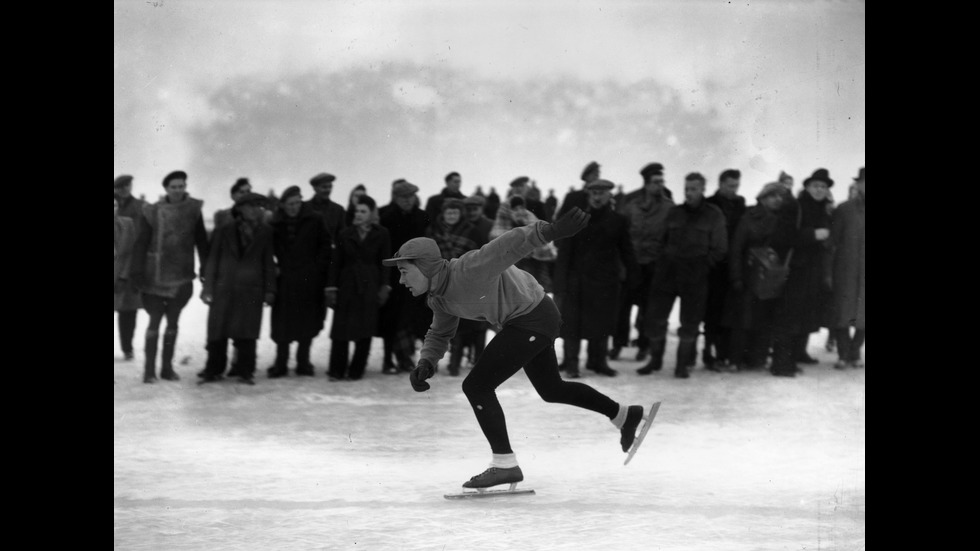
[702,169,747,371]
[114,175,146,361]
[639,172,728,378]
[553,179,638,378]
[306,172,347,244]
[379,180,432,374]
[199,192,277,384]
[612,163,674,362]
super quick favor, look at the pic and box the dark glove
[410,359,435,392]
[541,207,590,242]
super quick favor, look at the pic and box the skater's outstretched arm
[456,207,590,279]
[419,310,460,370]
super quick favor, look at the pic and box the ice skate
[623,401,661,465]
[444,466,535,499]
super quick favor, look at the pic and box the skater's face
[397,261,429,296]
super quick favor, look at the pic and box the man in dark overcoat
[830,167,866,369]
[703,168,746,370]
[554,179,637,378]
[640,172,728,378]
[378,181,432,373]
[268,186,332,377]
[199,193,276,384]
[306,172,347,244]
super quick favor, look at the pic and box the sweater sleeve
[456,222,548,278]
[419,310,460,367]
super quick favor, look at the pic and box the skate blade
[624,401,661,466]
[444,483,535,500]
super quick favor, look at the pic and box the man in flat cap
[639,172,727,379]
[114,174,146,361]
[199,192,277,385]
[556,161,601,219]
[306,172,346,244]
[611,163,675,362]
[463,195,493,246]
[701,169,747,371]
[554,179,638,378]
[379,179,432,374]
[213,178,254,233]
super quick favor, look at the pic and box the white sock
[490,453,519,469]
[611,404,628,430]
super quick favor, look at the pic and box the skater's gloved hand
[541,207,590,242]
[410,359,435,392]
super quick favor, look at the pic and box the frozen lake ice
[114,298,865,550]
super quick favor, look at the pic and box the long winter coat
[830,195,865,329]
[270,206,332,342]
[132,195,209,298]
[722,204,787,329]
[777,191,833,334]
[114,216,137,311]
[114,196,145,310]
[379,205,432,338]
[306,196,347,243]
[554,205,638,339]
[328,224,391,340]
[204,220,276,340]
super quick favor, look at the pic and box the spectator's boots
[159,329,180,381]
[586,339,617,376]
[449,340,464,376]
[267,342,289,378]
[295,339,314,376]
[143,329,159,384]
[562,339,581,378]
[635,335,651,362]
[608,336,624,361]
[847,329,865,368]
[348,339,370,380]
[770,335,797,377]
[833,328,851,369]
[792,335,818,366]
[675,337,696,379]
[382,339,398,374]
[227,347,242,378]
[637,337,665,374]
[328,340,349,381]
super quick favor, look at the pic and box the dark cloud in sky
[185,62,733,210]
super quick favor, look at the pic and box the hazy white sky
[114,0,865,214]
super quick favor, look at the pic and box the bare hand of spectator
[814,228,830,241]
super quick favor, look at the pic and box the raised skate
[624,401,661,466]
[444,466,535,499]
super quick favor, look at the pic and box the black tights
[461,325,619,454]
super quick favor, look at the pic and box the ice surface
[114,298,865,550]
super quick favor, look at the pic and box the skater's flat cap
[756,182,783,201]
[309,172,336,186]
[392,181,419,197]
[114,174,133,188]
[581,161,600,180]
[382,237,441,266]
[585,179,614,191]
